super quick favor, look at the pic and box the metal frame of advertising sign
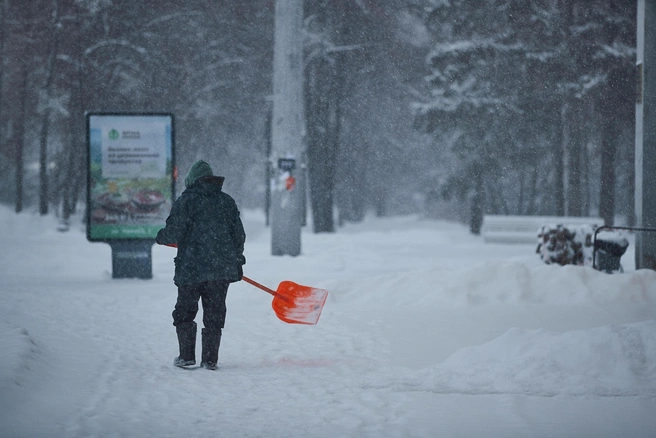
[86,112,175,279]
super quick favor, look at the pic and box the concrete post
[270,0,304,256]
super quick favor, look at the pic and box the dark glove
[237,265,243,281]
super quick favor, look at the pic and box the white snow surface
[1,205,655,438]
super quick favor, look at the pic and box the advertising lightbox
[87,113,175,242]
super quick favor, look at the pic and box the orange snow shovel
[242,276,328,325]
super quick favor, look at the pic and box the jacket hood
[185,160,214,188]
[186,175,225,196]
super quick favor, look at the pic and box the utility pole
[270,0,304,256]
[635,0,656,269]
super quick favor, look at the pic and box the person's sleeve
[156,196,189,246]
[231,202,246,266]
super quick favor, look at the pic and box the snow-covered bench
[481,215,605,244]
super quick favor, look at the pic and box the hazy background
[0,0,636,232]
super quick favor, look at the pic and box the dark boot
[200,328,221,370]
[174,321,197,367]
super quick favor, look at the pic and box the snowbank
[402,320,656,397]
[336,260,656,308]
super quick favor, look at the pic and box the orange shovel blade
[272,281,328,325]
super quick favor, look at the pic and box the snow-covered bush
[536,224,597,266]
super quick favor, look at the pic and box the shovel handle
[242,275,277,296]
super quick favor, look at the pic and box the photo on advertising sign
[87,113,175,241]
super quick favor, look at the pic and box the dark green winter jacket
[156,169,246,286]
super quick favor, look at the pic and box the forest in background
[0,0,637,233]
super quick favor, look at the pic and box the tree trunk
[15,62,28,213]
[553,104,566,216]
[470,169,484,235]
[526,165,539,215]
[626,124,636,226]
[598,65,630,227]
[306,57,337,233]
[304,0,348,233]
[38,113,50,215]
[518,167,526,214]
[566,101,584,216]
[39,0,61,215]
[61,9,86,223]
[599,116,617,226]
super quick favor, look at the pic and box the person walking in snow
[156,160,246,370]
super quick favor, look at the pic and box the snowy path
[1,208,656,437]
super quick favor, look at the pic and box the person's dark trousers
[173,280,229,366]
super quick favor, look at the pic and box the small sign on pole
[86,112,175,279]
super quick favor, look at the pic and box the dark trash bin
[594,232,629,274]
